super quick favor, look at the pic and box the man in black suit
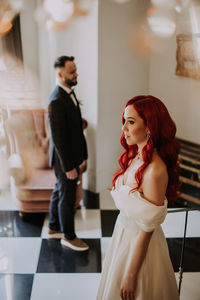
[48,56,89,251]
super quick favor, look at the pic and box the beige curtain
[1,15,23,60]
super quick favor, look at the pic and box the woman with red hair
[96,95,180,300]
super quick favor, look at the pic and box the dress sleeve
[111,187,167,232]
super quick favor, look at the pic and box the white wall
[149,10,200,143]
[20,0,39,81]
[96,0,149,191]
[21,1,200,193]
[37,0,98,191]
[37,0,149,192]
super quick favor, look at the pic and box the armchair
[4,108,55,215]
[4,107,84,217]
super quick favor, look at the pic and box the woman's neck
[136,141,148,158]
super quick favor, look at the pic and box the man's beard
[64,77,77,87]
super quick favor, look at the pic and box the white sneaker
[47,229,63,239]
[61,237,89,251]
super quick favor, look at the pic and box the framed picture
[176,33,200,80]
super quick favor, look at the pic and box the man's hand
[82,118,88,130]
[79,160,87,174]
[66,168,78,180]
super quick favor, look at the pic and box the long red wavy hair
[112,95,180,203]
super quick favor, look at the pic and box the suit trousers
[49,153,78,240]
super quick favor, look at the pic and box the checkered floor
[0,188,200,300]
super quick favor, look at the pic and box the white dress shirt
[58,83,77,106]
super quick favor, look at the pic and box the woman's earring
[147,133,151,139]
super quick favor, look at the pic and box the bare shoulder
[145,154,168,182]
[141,153,168,206]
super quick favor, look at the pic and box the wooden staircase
[177,138,200,207]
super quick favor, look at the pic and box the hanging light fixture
[147,12,176,38]
[0,20,13,36]
[35,0,93,31]
[147,0,176,38]
[0,0,24,36]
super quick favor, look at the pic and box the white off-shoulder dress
[96,171,179,300]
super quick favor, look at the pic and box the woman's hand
[120,273,137,300]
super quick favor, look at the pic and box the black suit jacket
[48,85,88,172]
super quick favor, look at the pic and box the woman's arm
[120,230,153,300]
[120,162,168,300]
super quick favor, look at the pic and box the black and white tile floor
[0,188,200,300]
[0,136,200,300]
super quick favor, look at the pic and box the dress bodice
[111,172,167,232]
[121,160,142,187]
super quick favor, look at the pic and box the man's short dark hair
[54,56,75,68]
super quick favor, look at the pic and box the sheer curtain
[0,14,40,109]
[1,15,23,61]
